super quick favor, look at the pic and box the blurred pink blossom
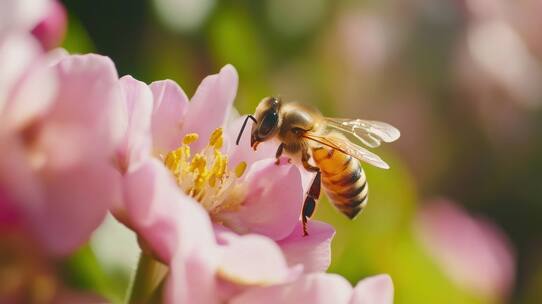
[0,35,55,132]
[451,0,541,158]
[0,0,50,36]
[415,199,516,300]
[0,51,124,255]
[31,0,67,50]
[0,0,121,256]
[455,0,542,109]
[337,13,393,72]
[1,178,108,303]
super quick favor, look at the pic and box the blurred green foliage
[60,0,542,303]
[61,246,127,303]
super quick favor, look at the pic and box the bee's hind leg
[302,170,321,236]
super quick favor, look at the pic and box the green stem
[126,252,168,304]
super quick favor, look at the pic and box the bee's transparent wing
[303,132,390,169]
[325,117,400,148]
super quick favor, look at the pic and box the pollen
[209,128,224,149]
[183,133,199,145]
[234,162,247,178]
[163,128,247,215]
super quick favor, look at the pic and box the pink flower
[116,65,334,273]
[0,48,124,255]
[415,199,516,300]
[0,0,121,256]
[113,65,384,302]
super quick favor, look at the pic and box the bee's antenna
[236,115,257,145]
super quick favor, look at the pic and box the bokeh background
[57,0,541,303]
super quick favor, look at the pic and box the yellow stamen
[183,133,199,145]
[164,148,180,174]
[209,128,224,149]
[235,162,247,178]
[162,128,247,216]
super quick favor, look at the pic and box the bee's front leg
[275,143,284,165]
[302,170,321,236]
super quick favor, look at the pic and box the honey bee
[236,96,400,236]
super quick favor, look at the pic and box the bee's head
[250,96,281,149]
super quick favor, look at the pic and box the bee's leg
[302,149,319,172]
[275,143,284,165]
[302,170,321,236]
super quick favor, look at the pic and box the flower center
[163,128,247,218]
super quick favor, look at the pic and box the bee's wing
[302,132,390,169]
[325,117,400,148]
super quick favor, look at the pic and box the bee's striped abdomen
[312,147,368,219]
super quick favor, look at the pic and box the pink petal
[123,159,217,264]
[0,182,24,229]
[166,252,219,304]
[415,199,516,299]
[213,223,234,245]
[221,159,304,240]
[40,54,124,170]
[0,136,43,213]
[123,161,219,304]
[350,274,394,304]
[167,217,220,304]
[218,233,297,286]
[160,178,218,303]
[44,47,68,66]
[122,161,169,245]
[231,273,353,304]
[182,64,238,151]
[0,0,49,34]
[31,0,67,50]
[30,163,119,255]
[149,79,189,153]
[299,164,317,200]
[0,135,113,256]
[117,75,153,172]
[0,33,55,131]
[4,53,57,131]
[216,278,245,303]
[123,159,188,263]
[0,54,123,256]
[278,221,335,273]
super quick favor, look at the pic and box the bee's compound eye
[259,111,278,137]
[291,127,303,135]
